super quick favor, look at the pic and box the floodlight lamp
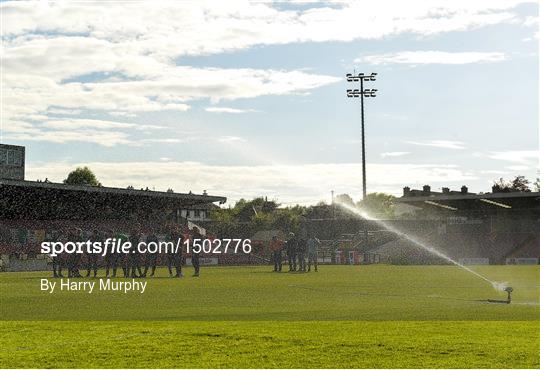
[363,89,377,97]
[346,73,362,82]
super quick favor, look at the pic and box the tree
[269,208,301,233]
[304,202,333,219]
[492,176,531,193]
[334,193,355,207]
[535,178,540,192]
[510,175,531,192]
[63,166,101,186]
[492,178,511,193]
[356,192,396,219]
[208,197,292,238]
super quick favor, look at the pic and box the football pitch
[1,265,539,368]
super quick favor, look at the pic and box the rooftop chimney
[403,186,411,197]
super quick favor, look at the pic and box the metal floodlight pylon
[346,71,378,199]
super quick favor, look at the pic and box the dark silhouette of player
[129,226,143,278]
[47,230,63,278]
[269,235,284,272]
[286,232,297,272]
[143,232,159,277]
[67,228,83,278]
[297,238,307,272]
[190,227,202,277]
[105,229,120,278]
[166,226,184,278]
[85,229,100,277]
[307,236,320,272]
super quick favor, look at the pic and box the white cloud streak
[42,119,161,130]
[205,107,259,114]
[355,51,508,65]
[217,136,247,144]
[381,151,410,158]
[487,150,539,164]
[405,140,466,150]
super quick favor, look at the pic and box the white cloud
[355,51,507,65]
[217,136,247,144]
[139,138,185,144]
[374,113,408,121]
[2,1,529,46]
[506,165,531,171]
[405,140,466,150]
[520,19,537,41]
[25,161,477,204]
[381,151,410,158]
[6,130,132,147]
[42,119,161,130]
[3,56,339,139]
[3,119,178,147]
[487,150,539,164]
[205,107,258,114]
[109,111,138,118]
[47,108,82,116]
[480,170,509,175]
[523,15,539,27]
[2,0,533,143]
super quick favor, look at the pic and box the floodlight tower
[346,72,377,199]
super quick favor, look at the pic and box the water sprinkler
[488,286,513,304]
[504,286,513,303]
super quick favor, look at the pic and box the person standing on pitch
[297,237,307,272]
[114,231,130,278]
[165,227,176,277]
[172,227,184,278]
[105,229,119,278]
[67,228,83,277]
[54,228,69,277]
[190,227,202,277]
[143,231,159,277]
[269,235,284,272]
[46,230,58,277]
[307,236,320,272]
[85,229,100,277]
[129,226,143,278]
[286,232,297,272]
[46,229,63,278]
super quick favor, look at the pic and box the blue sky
[1,1,538,204]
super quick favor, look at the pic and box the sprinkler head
[504,287,513,304]
[487,286,514,304]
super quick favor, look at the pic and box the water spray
[335,202,512,300]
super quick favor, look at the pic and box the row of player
[46,227,321,276]
[269,233,321,272]
[48,226,204,278]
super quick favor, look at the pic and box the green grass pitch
[1,265,539,368]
